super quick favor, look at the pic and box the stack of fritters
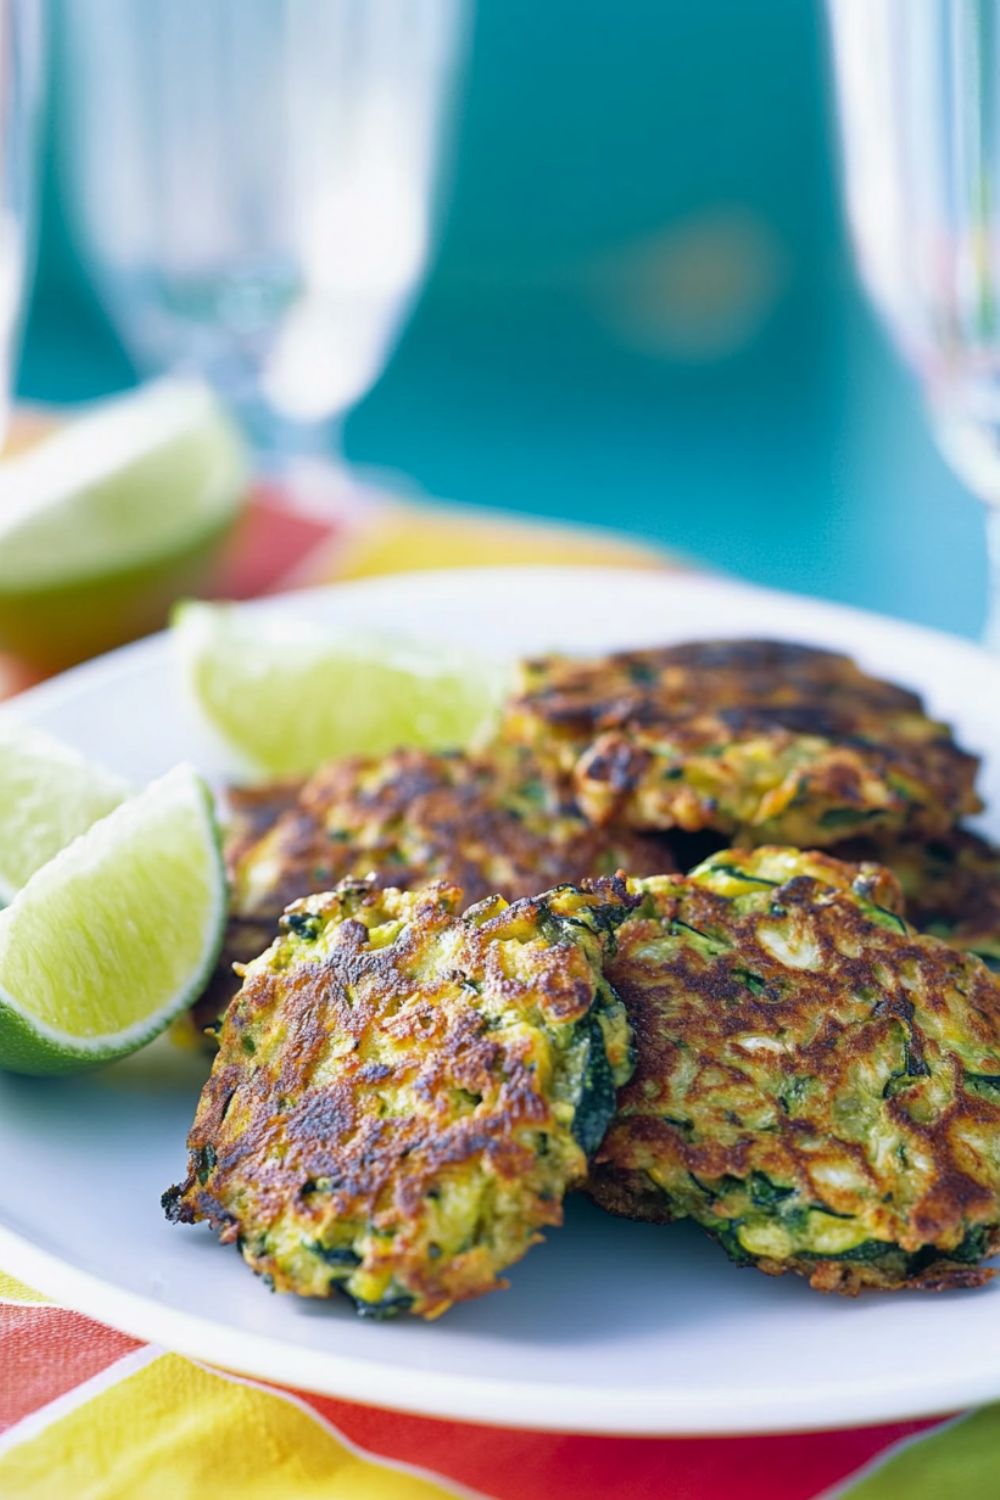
[499,636,1000,964]
[187,744,669,1036]
[168,636,1000,1314]
[227,743,668,924]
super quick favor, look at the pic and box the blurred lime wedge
[0,765,226,1075]
[174,599,509,778]
[0,380,250,671]
[0,720,129,903]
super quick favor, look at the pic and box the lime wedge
[0,380,250,670]
[0,765,226,1075]
[174,600,509,778]
[0,721,129,903]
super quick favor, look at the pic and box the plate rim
[2,564,998,1437]
[0,1214,981,1436]
[6,564,993,727]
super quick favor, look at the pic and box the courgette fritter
[229,744,669,923]
[502,639,981,846]
[835,828,1000,972]
[186,745,668,1042]
[224,778,305,872]
[164,875,636,1319]
[588,847,1000,1293]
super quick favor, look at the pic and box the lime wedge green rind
[0,720,130,903]
[173,598,511,779]
[0,765,226,1076]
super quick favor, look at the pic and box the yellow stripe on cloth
[294,496,675,585]
[0,1351,462,1500]
[0,1272,48,1305]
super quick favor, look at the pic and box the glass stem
[235,399,343,473]
[987,508,1000,651]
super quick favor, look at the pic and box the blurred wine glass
[56,0,466,486]
[0,0,42,448]
[827,0,1000,646]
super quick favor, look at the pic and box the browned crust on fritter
[223,780,305,872]
[587,1162,673,1223]
[589,859,1000,1292]
[586,1162,1000,1293]
[574,713,975,836]
[229,745,672,920]
[166,877,634,1316]
[835,827,1000,963]
[195,918,560,1213]
[502,639,981,843]
[189,749,667,1045]
[509,640,925,741]
[785,1240,1000,1294]
[185,919,276,1039]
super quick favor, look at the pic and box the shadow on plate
[285,1195,850,1346]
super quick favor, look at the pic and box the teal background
[17,1,987,639]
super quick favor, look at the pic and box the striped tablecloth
[0,476,994,1499]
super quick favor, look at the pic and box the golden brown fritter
[229,744,670,921]
[186,746,669,1045]
[177,779,310,1037]
[164,876,637,1319]
[224,779,305,870]
[834,828,1000,971]
[588,847,1000,1293]
[502,639,981,847]
[182,917,278,1045]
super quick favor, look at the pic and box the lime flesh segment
[0,721,129,903]
[174,600,510,778]
[0,379,249,589]
[0,765,226,1075]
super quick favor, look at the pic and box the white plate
[2,565,1000,1438]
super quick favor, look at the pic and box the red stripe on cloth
[209,487,336,600]
[285,1392,944,1500]
[0,1305,141,1432]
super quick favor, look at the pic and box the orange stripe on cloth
[286,1391,945,1500]
[0,1304,140,1432]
